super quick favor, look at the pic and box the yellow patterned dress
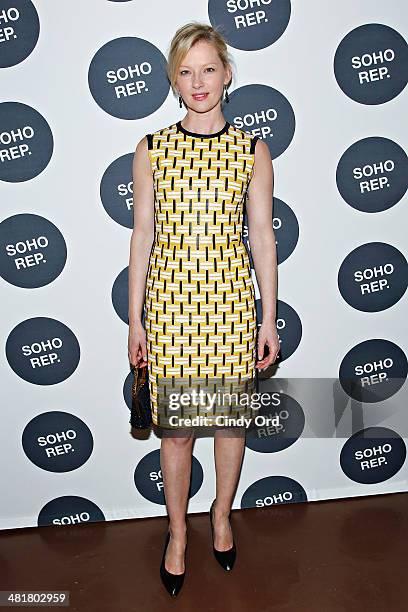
[144,120,259,428]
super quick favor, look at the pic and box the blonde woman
[128,22,278,597]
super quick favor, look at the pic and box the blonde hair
[167,21,234,96]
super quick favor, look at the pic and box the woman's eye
[180,67,215,75]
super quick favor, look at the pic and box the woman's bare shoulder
[133,135,151,178]
[253,137,271,161]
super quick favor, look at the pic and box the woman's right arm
[127,135,154,368]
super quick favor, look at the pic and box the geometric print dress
[144,119,259,428]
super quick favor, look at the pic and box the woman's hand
[256,319,280,371]
[128,322,148,368]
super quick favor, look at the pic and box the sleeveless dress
[144,119,259,428]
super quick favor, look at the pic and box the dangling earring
[178,92,183,108]
[224,84,229,103]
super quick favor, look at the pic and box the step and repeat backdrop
[1,0,407,530]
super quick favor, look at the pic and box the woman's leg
[160,428,195,573]
[212,427,246,550]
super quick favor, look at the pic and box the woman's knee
[161,427,195,445]
[214,425,246,438]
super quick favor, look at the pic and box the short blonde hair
[167,22,234,96]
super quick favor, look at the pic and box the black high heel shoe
[209,499,236,571]
[159,530,186,597]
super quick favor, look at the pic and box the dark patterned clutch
[129,363,152,429]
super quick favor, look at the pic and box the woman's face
[176,40,231,112]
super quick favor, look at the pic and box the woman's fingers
[129,340,148,368]
[256,336,280,370]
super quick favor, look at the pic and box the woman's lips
[192,93,208,100]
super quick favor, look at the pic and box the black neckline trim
[176,120,230,139]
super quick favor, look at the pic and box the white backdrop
[1,0,407,530]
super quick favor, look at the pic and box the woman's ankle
[168,524,187,538]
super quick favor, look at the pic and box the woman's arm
[246,139,280,368]
[128,135,154,366]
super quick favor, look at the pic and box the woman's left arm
[246,139,279,370]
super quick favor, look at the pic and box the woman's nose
[192,75,204,87]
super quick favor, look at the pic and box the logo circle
[224,84,295,159]
[0,0,40,68]
[340,427,406,484]
[134,449,203,504]
[334,24,408,104]
[38,496,105,527]
[339,339,408,402]
[336,137,408,212]
[242,475,307,507]
[338,242,408,312]
[6,317,81,384]
[208,0,291,51]
[100,153,135,228]
[88,37,169,119]
[0,214,67,288]
[246,390,305,452]
[22,411,93,472]
[0,102,53,182]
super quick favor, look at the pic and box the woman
[128,22,278,597]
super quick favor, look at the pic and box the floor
[1,492,407,611]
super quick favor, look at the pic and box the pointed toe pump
[209,499,236,571]
[159,530,186,597]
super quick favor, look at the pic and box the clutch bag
[129,363,152,429]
